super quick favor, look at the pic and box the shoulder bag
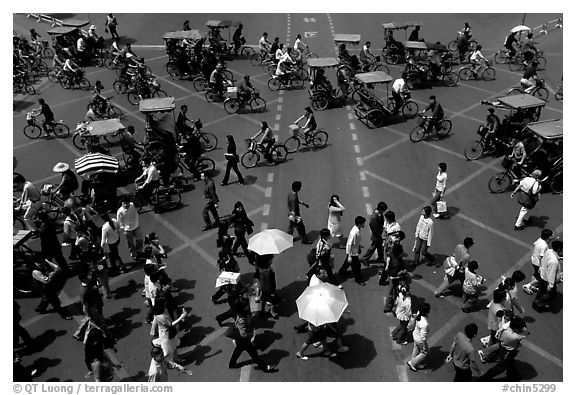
[517,179,539,209]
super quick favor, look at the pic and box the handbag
[443,256,458,277]
[517,180,539,209]
[436,200,447,214]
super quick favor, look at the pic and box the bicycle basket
[501,157,514,169]
[289,124,299,137]
[227,86,238,98]
[403,90,411,99]
[477,125,489,137]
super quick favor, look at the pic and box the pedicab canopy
[497,94,546,109]
[333,34,361,44]
[61,19,90,28]
[425,42,449,51]
[382,21,423,30]
[47,26,79,36]
[355,71,394,84]
[139,97,176,113]
[81,119,125,136]
[162,30,203,41]
[205,20,241,28]
[403,41,428,50]
[307,58,340,68]
[525,119,563,140]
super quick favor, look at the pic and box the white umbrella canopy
[247,229,293,255]
[296,283,349,326]
[510,25,532,33]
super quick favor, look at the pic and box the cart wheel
[199,133,218,151]
[240,46,255,57]
[437,119,452,136]
[197,157,216,173]
[447,40,457,52]
[73,133,88,150]
[385,53,401,65]
[166,63,183,80]
[549,171,563,194]
[23,125,42,139]
[47,69,59,83]
[482,67,496,81]
[494,51,508,64]
[42,47,55,58]
[554,89,563,101]
[268,77,281,91]
[104,57,118,70]
[312,131,329,148]
[60,76,72,89]
[52,123,70,138]
[533,88,549,101]
[113,80,127,94]
[409,126,426,142]
[459,67,474,81]
[249,52,262,66]
[13,217,26,235]
[284,137,300,153]
[507,88,523,96]
[153,89,168,98]
[205,90,219,103]
[37,61,49,74]
[443,72,459,87]
[24,84,36,95]
[401,101,419,118]
[272,145,288,164]
[374,64,390,74]
[155,186,181,212]
[250,97,267,112]
[128,92,142,105]
[295,67,309,80]
[192,77,208,91]
[488,172,512,193]
[290,77,305,90]
[241,151,259,168]
[367,111,385,128]
[311,95,329,111]
[464,139,485,161]
[224,98,240,114]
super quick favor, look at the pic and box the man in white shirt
[523,229,553,295]
[469,45,487,78]
[413,206,435,267]
[359,41,375,71]
[338,216,367,285]
[535,240,562,307]
[391,72,407,114]
[135,157,160,203]
[511,169,541,230]
[14,174,42,231]
[258,32,271,53]
[117,197,144,260]
[431,162,448,218]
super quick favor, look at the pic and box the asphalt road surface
[13,13,563,382]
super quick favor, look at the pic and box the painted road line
[277,104,283,111]
[263,204,270,216]
[365,171,427,202]
[362,136,409,162]
[359,171,366,181]
[346,105,352,111]
[190,206,266,245]
[267,173,274,183]
[445,158,500,195]
[352,133,358,141]
[274,123,280,131]
[427,314,466,347]
[366,203,373,215]
[362,186,370,198]
[349,123,356,130]
[348,113,354,120]
[14,138,47,151]
[265,187,272,197]
[354,145,360,153]
[278,97,283,103]
[456,213,532,249]
[397,365,409,382]
[356,157,363,166]
[275,114,281,121]
[261,222,268,232]
[131,44,164,49]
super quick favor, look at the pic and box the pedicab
[334,33,389,78]
[402,41,458,89]
[163,30,204,79]
[138,97,179,169]
[352,71,398,128]
[380,21,423,64]
[205,20,254,57]
[480,93,546,137]
[74,152,120,214]
[72,118,126,153]
[307,57,346,110]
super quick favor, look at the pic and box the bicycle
[24,110,70,139]
[488,158,530,193]
[130,182,182,213]
[385,90,419,118]
[458,59,496,81]
[171,150,216,190]
[284,124,329,153]
[127,81,167,105]
[224,89,267,114]
[250,49,274,67]
[409,115,453,142]
[506,77,549,101]
[508,50,546,72]
[86,97,125,120]
[267,71,305,91]
[554,80,563,101]
[294,45,318,62]
[59,70,91,90]
[448,34,478,53]
[463,125,512,161]
[241,138,288,168]
[13,74,36,95]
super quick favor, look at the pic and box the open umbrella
[247,229,293,255]
[510,25,532,33]
[74,153,119,176]
[296,283,348,326]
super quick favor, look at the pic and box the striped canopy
[74,153,119,176]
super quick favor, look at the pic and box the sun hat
[90,25,96,30]
[531,169,542,178]
[53,162,70,173]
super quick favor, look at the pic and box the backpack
[463,273,479,295]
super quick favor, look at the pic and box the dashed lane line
[361,136,410,162]
[263,204,270,216]
[362,186,370,198]
[260,222,268,232]
[351,133,358,141]
[397,365,409,382]
[356,157,363,166]
[365,203,372,215]
[354,145,360,153]
[267,173,274,183]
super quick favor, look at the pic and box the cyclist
[52,50,65,69]
[84,105,98,122]
[232,24,245,55]
[270,37,280,59]
[209,63,226,98]
[92,81,108,115]
[484,108,502,148]
[52,162,79,199]
[135,157,161,203]
[120,126,142,167]
[110,38,123,65]
[62,57,82,84]
[421,95,445,132]
[36,98,55,136]
[29,28,42,45]
[337,43,353,67]
[469,45,488,78]
[258,32,272,55]
[508,139,527,180]
[456,33,470,63]
[520,61,539,93]
[408,25,421,41]
[311,68,334,93]
[13,174,42,231]
[176,104,194,137]
[76,35,87,65]
[293,107,317,141]
[236,75,255,104]
[359,41,376,72]
[460,22,472,38]
[274,43,285,64]
[275,48,295,83]
[520,32,537,64]
[427,42,443,79]
[294,34,307,57]
[86,25,101,54]
[504,31,518,60]
[391,72,408,114]
[251,121,275,165]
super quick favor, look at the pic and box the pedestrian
[85,329,120,382]
[485,288,507,347]
[150,298,187,342]
[201,172,220,231]
[61,207,81,260]
[227,297,277,372]
[461,260,485,313]
[14,300,35,351]
[360,201,387,266]
[152,325,183,363]
[338,216,367,286]
[407,302,431,371]
[412,206,435,268]
[257,259,281,319]
[144,232,168,266]
[79,196,101,243]
[148,345,193,382]
[212,250,240,303]
[382,210,401,257]
[37,211,69,274]
[445,323,482,381]
[32,259,72,320]
[105,14,120,40]
[116,196,144,260]
[430,162,448,218]
[511,169,542,230]
[434,237,474,298]
[76,271,112,340]
[383,244,407,309]
[480,316,529,381]
[327,194,345,247]
[216,284,243,326]
[100,213,126,275]
[221,135,245,185]
[479,309,514,363]
[390,282,412,345]
[311,228,339,286]
[13,173,42,231]
[533,240,562,312]
[143,264,157,324]
[287,181,311,244]
[522,228,553,295]
[496,274,526,314]
[230,201,255,264]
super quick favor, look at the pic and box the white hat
[145,259,154,265]
[89,25,96,30]
[53,162,69,172]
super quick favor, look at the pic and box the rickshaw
[481,94,546,136]
[334,33,390,77]
[380,21,422,64]
[307,57,346,110]
[403,41,459,89]
[48,20,103,67]
[353,71,412,128]
[205,20,254,57]
[163,30,205,80]
[72,118,126,153]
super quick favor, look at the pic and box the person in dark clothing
[456,33,470,63]
[232,24,245,54]
[201,172,220,231]
[383,244,408,312]
[37,98,55,134]
[176,104,193,136]
[230,201,255,264]
[422,95,445,132]
[258,260,281,319]
[14,300,35,351]
[221,135,245,185]
[287,181,311,244]
[32,259,72,320]
[408,25,421,41]
[212,251,240,303]
[37,211,69,275]
[52,163,79,199]
[312,228,339,286]
[504,32,518,59]
[361,201,388,265]
[182,20,191,31]
[216,284,244,326]
[180,131,203,181]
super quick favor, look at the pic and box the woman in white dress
[327,195,345,247]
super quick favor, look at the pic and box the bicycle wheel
[249,97,267,112]
[509,60,524,72]
[482,67,496,81]
[447,40,457,52]
[312,131,329,148]
[23,84,36,95]
[205,90,219,103]
[106,105,124,119]
[52,123,70,138]
[42,47,55,58]
[409,126,426,142]
[79,78,91,91]
[290,77,304,89]
[443,72,459,87]
[284,137,301,153]
[533,88,549,101]
[249,52,262,66]
[494,51,508,64]
[113,80,127,94]
[73,133,88,150]
[266,64,276,76]
[459,67,474,81]
[192,77,207,91]
[535,56,546,71]
[271,145,288,164]
[104,57,118,70]
[373,64,390,74]
[166,62,182,80]
[47,69,59,82]
[554,89,563,101]
[507,88,523,96]
[366,111,385,128]
[13,216,26,234]
[59,76,72,89]
[127,92,142,105]
[488,171,512,193]
[197,157,216,172]
[464,139,485,160]
[23,125,42,139]
[42,201,61,223]
[199,133,218,151]
[153,89,168,98]
[295,67,309,80]
[240,46,255,57]
[36,61,49,74]
[241,151,259,168]
[224,99,240,114]
[155,187,181,212]
[385,52,401,65]
[401,101,419,118]
[437,119,452,136]
[549,171,562,194]
[222,70,234,82]
[311,95,329,111]
[268,77,281,91]
[103,132,122,146]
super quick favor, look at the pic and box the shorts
[306,328,326,345]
